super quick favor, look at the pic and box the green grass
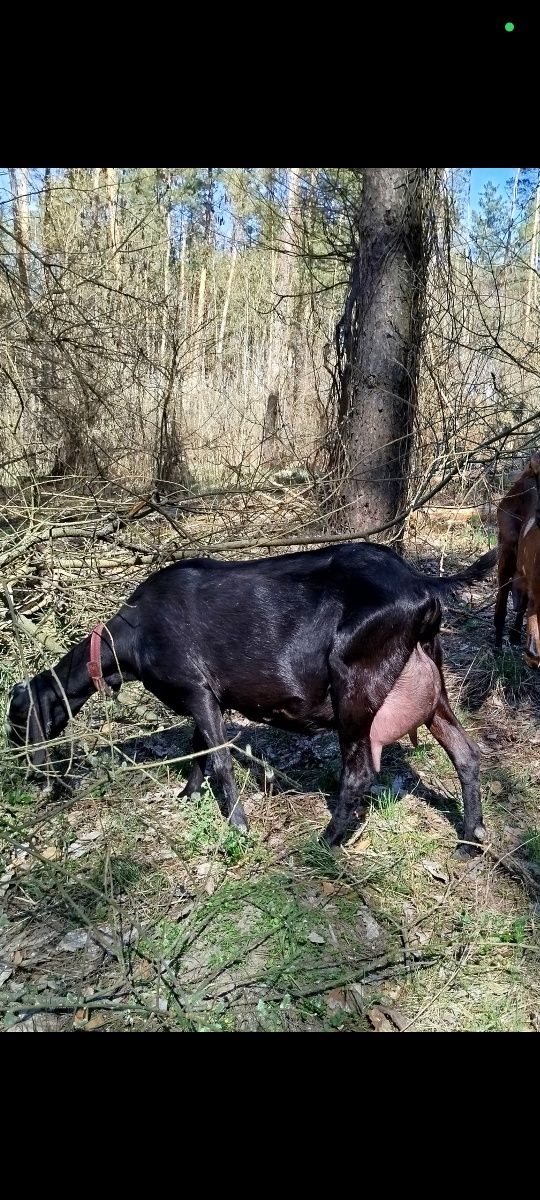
[500,916,528,946]
[87,854,144,893]
[465,517,489,551]
[372,786,400,819]
[300,835,341,879]
[473,646,530,690]
[524,827,540,864]
[1,752,538,1031]
[133,869,374,1030]
[178,781,251,864]
[407,743,431,765]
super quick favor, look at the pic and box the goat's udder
[369,645,441,772]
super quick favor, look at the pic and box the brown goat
[495,454,540,648]
[513,514,540,667]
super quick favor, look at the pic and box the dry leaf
[13,950,23,967]
[489,780,503,795]
[422,859,449,884]
[84,1013,106,1031]
[348,982,365,1011]
[326,988,351,1013]
[57,929,88,952]
[68,844,93,860]
[322,881,335,896]
[367,1006,395,1032]
[356,909,385,953]
[41,846,59,861]
[308,931,325,945]
[379,1006,410,1031]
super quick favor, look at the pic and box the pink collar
[87,622,113,696]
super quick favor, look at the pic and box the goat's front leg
[322,737,374,846]
[187,690,248,833]
[494,548,515,648]
[180,726,208,798]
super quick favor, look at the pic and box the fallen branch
[285,952,439,1000]
[1,584,66,654]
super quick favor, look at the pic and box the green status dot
[504,21,514,31]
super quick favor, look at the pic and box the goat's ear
[530,453,540,475]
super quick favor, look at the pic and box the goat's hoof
[454,826,486,859]
[454,843,480,860]
[321,817,363,847]
[320,821,341,847]
[179,785,199,801]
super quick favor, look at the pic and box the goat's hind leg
[426,692,485,856]
[322,737,374,846]
[509,578,527,646]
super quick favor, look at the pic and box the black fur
[5,541,495,846]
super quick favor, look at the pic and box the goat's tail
[416,594,443,644]
[424,547,497,595]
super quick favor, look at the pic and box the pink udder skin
[369,645,441,771]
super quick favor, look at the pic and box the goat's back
[124,543,438,682]
[121,542,443,724]
[497,455,540,549]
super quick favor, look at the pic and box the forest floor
[1,490,539,1032]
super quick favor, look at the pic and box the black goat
[5,542,496,849]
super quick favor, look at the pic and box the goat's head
[5,676,59,776]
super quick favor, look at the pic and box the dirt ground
[1,510,540,1032]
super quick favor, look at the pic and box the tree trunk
[9,168,31,300]
[330,167,428,536]
[105,167,119,270]
[266,168,299,416]
[160,175,172,365]
[262,392,281,465]
[179,225,187,323]
[525,177,540,342]
[217,230,237,360]
[196,264,207,380]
